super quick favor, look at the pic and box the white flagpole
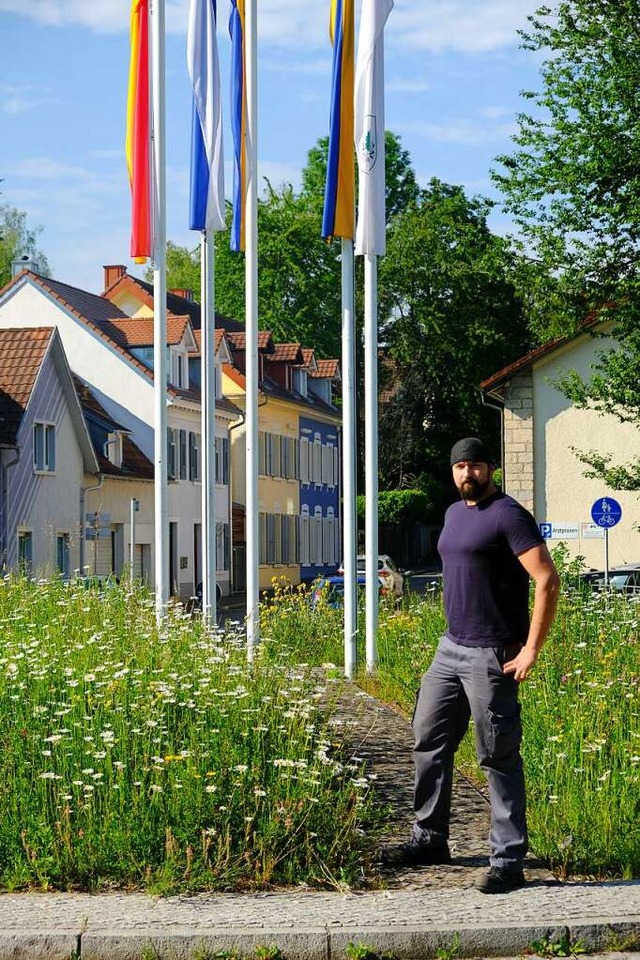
[151,0,168,618]
[354,0,393,672]
[201,230,217,624]
[364,253,378,671]
[341,238,357,678]
[245,0,259,661]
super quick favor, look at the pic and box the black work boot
[476,864,525,894]
[379,837,451,868]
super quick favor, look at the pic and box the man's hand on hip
[503,646,538,682]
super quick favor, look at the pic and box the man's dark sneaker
[476,865,525,894]
[380,838,451,868]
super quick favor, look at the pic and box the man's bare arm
[503,543,560,682]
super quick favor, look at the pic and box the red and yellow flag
[126,0,153,262]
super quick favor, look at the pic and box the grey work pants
[412,635,527,867]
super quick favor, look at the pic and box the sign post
[590,497,622,586]
[130,498,140,587]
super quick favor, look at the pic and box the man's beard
[459,477,491,501]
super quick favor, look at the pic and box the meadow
[0,576,379,893]
[0,565,637,892]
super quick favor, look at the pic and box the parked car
[338,554,404,597]
[578,564,640,595]
[311,574,384,609]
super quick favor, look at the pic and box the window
[215,437,229,484]
[170,350,187,388]
[282,437,299,480]
[189,431,200,481]
[18,531,33,574]
[312,434,322,485]
[322,443,334,486]
[167,428,177,480]
[299,506,310,565]
[299,437,310,484]
[179,429,188,480]
[323,508,336,564]
[56,534,71,578]
[33,422,55,472]
[293,368,308,396]
[258,432,267,476]
[132,346,154,369]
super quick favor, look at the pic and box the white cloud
[389,0,539,54]
[1,85,61,116]
[397,118,517,146]
[1,0,539,53]
[263,57,331,76]
[387,78,432,94]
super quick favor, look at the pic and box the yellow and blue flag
[322,0,354,240]
[229,0,246,251]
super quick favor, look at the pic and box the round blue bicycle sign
[590,496,622,528]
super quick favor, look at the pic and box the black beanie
[450,437,495,466]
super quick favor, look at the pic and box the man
[386,437,559,894]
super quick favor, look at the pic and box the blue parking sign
[539,522,552,539]
[590,497,622,528]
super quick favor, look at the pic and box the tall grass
[0,575,380,893]
[267,577,639,880]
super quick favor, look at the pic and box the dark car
[310,574,384,609]
[579,564,640,595]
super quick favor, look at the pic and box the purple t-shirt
[437,491,543,648]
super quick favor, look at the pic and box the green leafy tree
[378,179,530,489]
[163,132,419,360]
[494,0,640,490]
[0,203,50,287]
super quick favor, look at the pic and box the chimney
[11,256,37,277]
[103,264,126,291]
[170,288,195,302]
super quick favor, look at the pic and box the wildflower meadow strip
[0,576,378,893]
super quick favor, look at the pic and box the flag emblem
[359,116,378,172]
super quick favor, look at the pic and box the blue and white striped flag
[188,0,225,232]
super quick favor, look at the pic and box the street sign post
[590,497,622,585]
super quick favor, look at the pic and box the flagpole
[201,230,217,624]
[364,253,378,672]
[151,0,168,618]
[245,0,259,661]
[341,237,357,678]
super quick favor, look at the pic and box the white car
[338,554,404,597]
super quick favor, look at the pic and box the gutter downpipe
[1,448,20,573]
[480,387,505,480]
[79,475,104,575]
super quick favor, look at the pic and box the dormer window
[293,368,308,396]
[105,431,124,469]
[170,349,187,389]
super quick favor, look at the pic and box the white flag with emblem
[354,0,393,256]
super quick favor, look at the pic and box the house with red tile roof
[0,327,98,575]
[481,317,640,568]
[100,267,343,591]
[0,269,240,597]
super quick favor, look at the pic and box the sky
[1,0,543,295]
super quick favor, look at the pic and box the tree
[494,0,640,490]
[0,203,50,288]
[378,179,531,490]
[163,132,419,359]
